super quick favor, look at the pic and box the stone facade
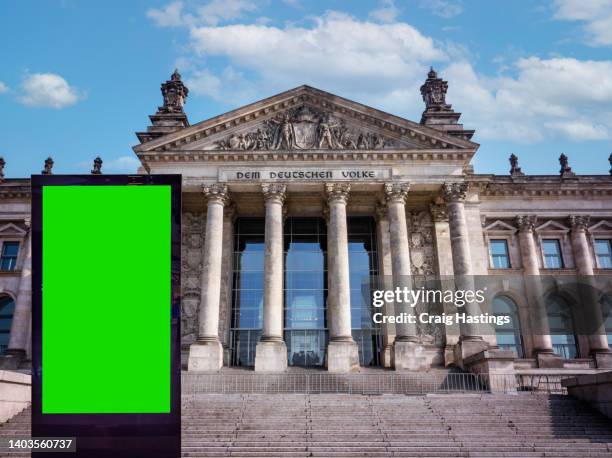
[1,69,612,376]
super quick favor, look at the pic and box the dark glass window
[492,296,523,358]
[348,217,381,366]
[602,295,612,347]
[0,242,19,271]
[284,217,327,367]
[229,218,265,366]
[542,239,563,269]
[595,240,612,269]
[0,296,15,353]
[489,239,510,269]
[547,295,578,358]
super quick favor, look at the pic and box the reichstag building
[1,68,612,378]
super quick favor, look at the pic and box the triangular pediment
[589,220,612,232]
[484,220,517,233]
[133,85,478,153]
[0,223,26,237]
[535,220,570,232]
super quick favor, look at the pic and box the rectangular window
[595,239,612,269]
[489,239,510,269]
[542,239,563,269]
[0,242,19,271]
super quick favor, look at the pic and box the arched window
[492,295,523,358]
[0,295,15,354]
[547,295,578,359]
[600,294,612,347]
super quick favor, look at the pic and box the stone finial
[0,157,5,182]
[262,183,287,204]
[160,69,189,114]
[420,67,449,109]
[569,215,590,231]
[608,153,612,176]
[442,182,468,203]
[91,156,103,174]
[325,183,350,204]
[559,153,575,177]
[515,215,537,232]
[42,156,54,175]
[509,153,524,176]
[430,203,449,222]
[202,183,229,205]
[384,182,410,204]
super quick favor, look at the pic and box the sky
[1,0,612,177]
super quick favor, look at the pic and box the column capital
[515,214,537,232]
[430,204,448,222]
[23,217,31,233]
[202,183,229,205]
[569,214,590,231]
[325,183,350,204]
[442,182,468,203]
[262,183,287,204]
[384,182,410,204]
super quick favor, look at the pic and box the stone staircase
[2,394,612,457]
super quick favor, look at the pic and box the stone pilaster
[188,184,229,372]
[515,215,558,365]
[386,183,426,371]
[375,204,395,368]
[443,182,487,365]
[325,183,359,373]
[430,204,459,366]
[569,215,612,366]
[255,183,288,372]
[3,219,32,369]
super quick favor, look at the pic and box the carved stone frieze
[213,105,396,151]
[181,211,204,343]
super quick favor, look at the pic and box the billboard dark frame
[30,174,181,458]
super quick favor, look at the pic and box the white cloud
[18,73,81,108]
[0,82,7,93]
[147,0,256,28]
[369,0,400,23]
[104,155,141,172]
[444,57,612,142]
[553,0,612,46]
[420,0,462,19]
[189,11,447,98]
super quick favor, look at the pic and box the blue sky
[1,0,612,177]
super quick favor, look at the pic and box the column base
[454,337,488,369]
[535,350,565,369]
[381,344,394,368]
[255,340,287,373]
[327,339,359,373]
[0,349,26,370]
[393,341,427,371]
[188,340,223,372]
[593,350,612,369]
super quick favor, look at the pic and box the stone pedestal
[187,340,223,372]
[255,340,288,373]
[464,349,517,393]
[536,351,565,368]
[393,341,427,371]
[381,344,394,369]
[327,340,359,373]
[594,351,612,369]
[0,350,25,370]
[454,337,488,369]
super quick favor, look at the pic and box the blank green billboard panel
[42,185,171,414]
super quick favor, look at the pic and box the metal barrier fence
[182,372,569,395]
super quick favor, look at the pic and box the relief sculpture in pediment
[214,105,395,151]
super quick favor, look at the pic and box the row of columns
[188,180,481,372]
[516,213,611,366]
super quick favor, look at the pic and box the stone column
[375,205,395,368]
[188,184,229,372]
[255,183,288,372]
[325,183,359,373]
[3,220,32,369]
[569,215,612,368]
[431,204,459,366]
[516,215,558,365]
[386,183,426,371]
[443,182,487,364]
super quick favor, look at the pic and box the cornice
[469,175,612,198]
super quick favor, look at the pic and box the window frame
[489,239,511,269]
[594,239,612,270]
[541,238,564,269]
[0,240,21,272]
